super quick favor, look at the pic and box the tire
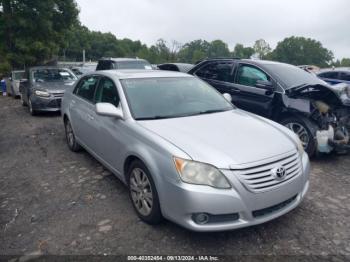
[128,160,163,224]
[280,116,317,157]
[64,119,81,152]
[28,97,37,116]
[20,94,27,106]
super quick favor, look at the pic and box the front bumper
[30,95,62,112]
[160,152,310,232]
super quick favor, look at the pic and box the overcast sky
[76,0,350,59]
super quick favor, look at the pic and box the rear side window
[318,71,339,79]
[195,62,233,82]
[75,76,99,102]
[236,65,270,87]
[94,77,120,107]
[339,72,350,81]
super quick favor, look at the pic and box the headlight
[35,90,50,97]
[296,137,305,154]
[174,157,231,189]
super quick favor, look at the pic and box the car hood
[138,110,296,168]
[285,83,344,107]
[33,81,76,93]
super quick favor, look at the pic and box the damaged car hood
[285,83,344,107]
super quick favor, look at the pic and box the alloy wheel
[285,122,310,149]
[129,168,154,216]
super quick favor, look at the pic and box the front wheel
[28,98,37,116]
[128,160,162,224]
[280,117,317,157]
[65,119,81,152]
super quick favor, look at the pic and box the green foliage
[0,0,79,69]
[269,36,334,67]
[0,1,345,73]
[253,39,271,59]
[232,44,254,59]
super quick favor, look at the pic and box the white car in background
[9,70,25,97]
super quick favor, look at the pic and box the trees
[232,44,254,59]
[0,0,79,70]
[253,39,271,59]
[269,36,334,67]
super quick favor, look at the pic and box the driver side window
[236,65,270,87]
[94,77,120,107]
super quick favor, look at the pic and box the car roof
[94,69,193,79]
[29,66,70,70]
[319,67,350,73]
[197,58,288,66]
[99,58,148,62]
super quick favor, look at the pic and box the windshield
[121,77,233,120]
[263,63,325,89]
[33,69,77,82]
[117,60,152,70]
[13,71,25,80]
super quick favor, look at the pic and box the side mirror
[96,102,124,119]
[255,80,274,90]
[223,93,232,103]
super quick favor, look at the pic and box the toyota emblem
[272,166,286,180]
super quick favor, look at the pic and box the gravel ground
[0,96,349,261]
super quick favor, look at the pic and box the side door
[193,61,239,95]
[69,75,100,153]
[231,63,275,117]
[93,77,125,174]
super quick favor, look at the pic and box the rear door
[70,75,100,152]
[231,63,275,117]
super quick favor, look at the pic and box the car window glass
[94,78,120,107]
[195,62,233,82]
[236,65,270,87]
[97,61,113,71]
[339,72,350,81]
[319,72,339,79]
[76,76,99,102]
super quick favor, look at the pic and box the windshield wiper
[135,109,232,120]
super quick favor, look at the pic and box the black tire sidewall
[128,160,162,224]
[65,119,80,152]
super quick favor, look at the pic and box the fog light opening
[193,213,209,225]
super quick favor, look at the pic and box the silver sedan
[61,70,310,232]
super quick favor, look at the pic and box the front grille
[233,150,301,193]
[52,92,64,98]
[252,195,297,218]
[47,99,61,108]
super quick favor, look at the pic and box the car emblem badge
[272,166,286,180]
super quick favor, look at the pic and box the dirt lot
[0,96,349,260]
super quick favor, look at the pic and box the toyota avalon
[61,70,310,232]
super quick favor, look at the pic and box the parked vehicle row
[11,57,349,232]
